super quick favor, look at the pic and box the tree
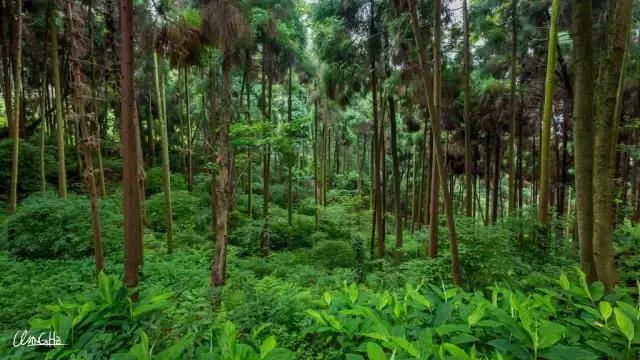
[201,0,251,288]
[570,0,597,283]
[120,0,142,292]
[153,52,174,254]
[7,0,22,214]
[406,0,461,284]
[537,0,559,226]
[592,0,634,291]
[50,3,67,198]
[462,0,472,218]
[507,0,518,216]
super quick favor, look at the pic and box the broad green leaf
[260,336,276,359]
[323,291,332,306]
[467,304,486,327]
[599,301,612,321]
[305,309,327,325]
[614,307,635,342]
[367,342,387,360]
[390,336,419,357]
[443,343,470,360]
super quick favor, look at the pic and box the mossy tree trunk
[592,0,634,291]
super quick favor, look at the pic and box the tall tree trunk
[260,49,271,256]
[407,0,460,284]
[287,67,293,248]
[0,0,14,141]
[40,8,49,193]
[389,96,402,264]
[153,52,173,253]
[66,0,103,272]
[247,63,252,219]
[184,67,193,191]
[313,100,318,226]
[537,0,560,226]
[7,0,22,214]
[50,4,67,197]
[462,0,473,217]
[212,57,232,288]
[428,140,439,258]
[508,0,518,216]
[88,0,106,198]
[120,0,141,292]
[593,0,634,291]
[492,132,501,224]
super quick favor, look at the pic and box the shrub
[144,167,187,196]
[310,240,355,269]
[0,137,56,195]
[303,271,640,360]
[146,190,209,234]
[3,192,122,259]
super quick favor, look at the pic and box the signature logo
[13,330,67,347]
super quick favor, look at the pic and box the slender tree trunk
[184,67,193,191]
[593,0,634,291]
[429,140,439,258]
[492,132,501,224]
[49,6,67,197]
[287,67,293,248]
[66,0,103,272]
[212,57,232,288]
[407,0,460,284]
[0,0,14,141]
[120,0,141,292]
[389,96,402,264]
[88,0,106,198]
[508,0,518,216]
[7,0,22,214]
[313,100,318,226]
[153,52,173,253]
[40,8,49,193]
[538,0,560,226]
[462,0,473,217]
[260,49,272,256]
[247,63,252,219]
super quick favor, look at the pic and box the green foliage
[11,272,175,359]
[146,190,209,235]
[3,192,122,259]
[144,167,187,196]
[0,137,56,195]
[303,271,640,359]
[310,240,355,269]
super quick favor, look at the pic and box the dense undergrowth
[1,170,639,359]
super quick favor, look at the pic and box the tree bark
[120,0,141,293]
[462,0,473,217]
[389,96,402,264]
[508,0,518,216]
[212,57,232,288]
[537,0,560,226]
[7,0,22,215]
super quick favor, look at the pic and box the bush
[144,167,187,196]
[3,192,122,259]
[146,190,209,234]
[303,271,640,360]
[310,240,355,269]
[0,137,56,195]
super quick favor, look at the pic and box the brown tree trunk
[212,57,232,288]
[120,0,141,293]
[389,96,402,264]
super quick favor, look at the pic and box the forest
[0,0,640,358]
